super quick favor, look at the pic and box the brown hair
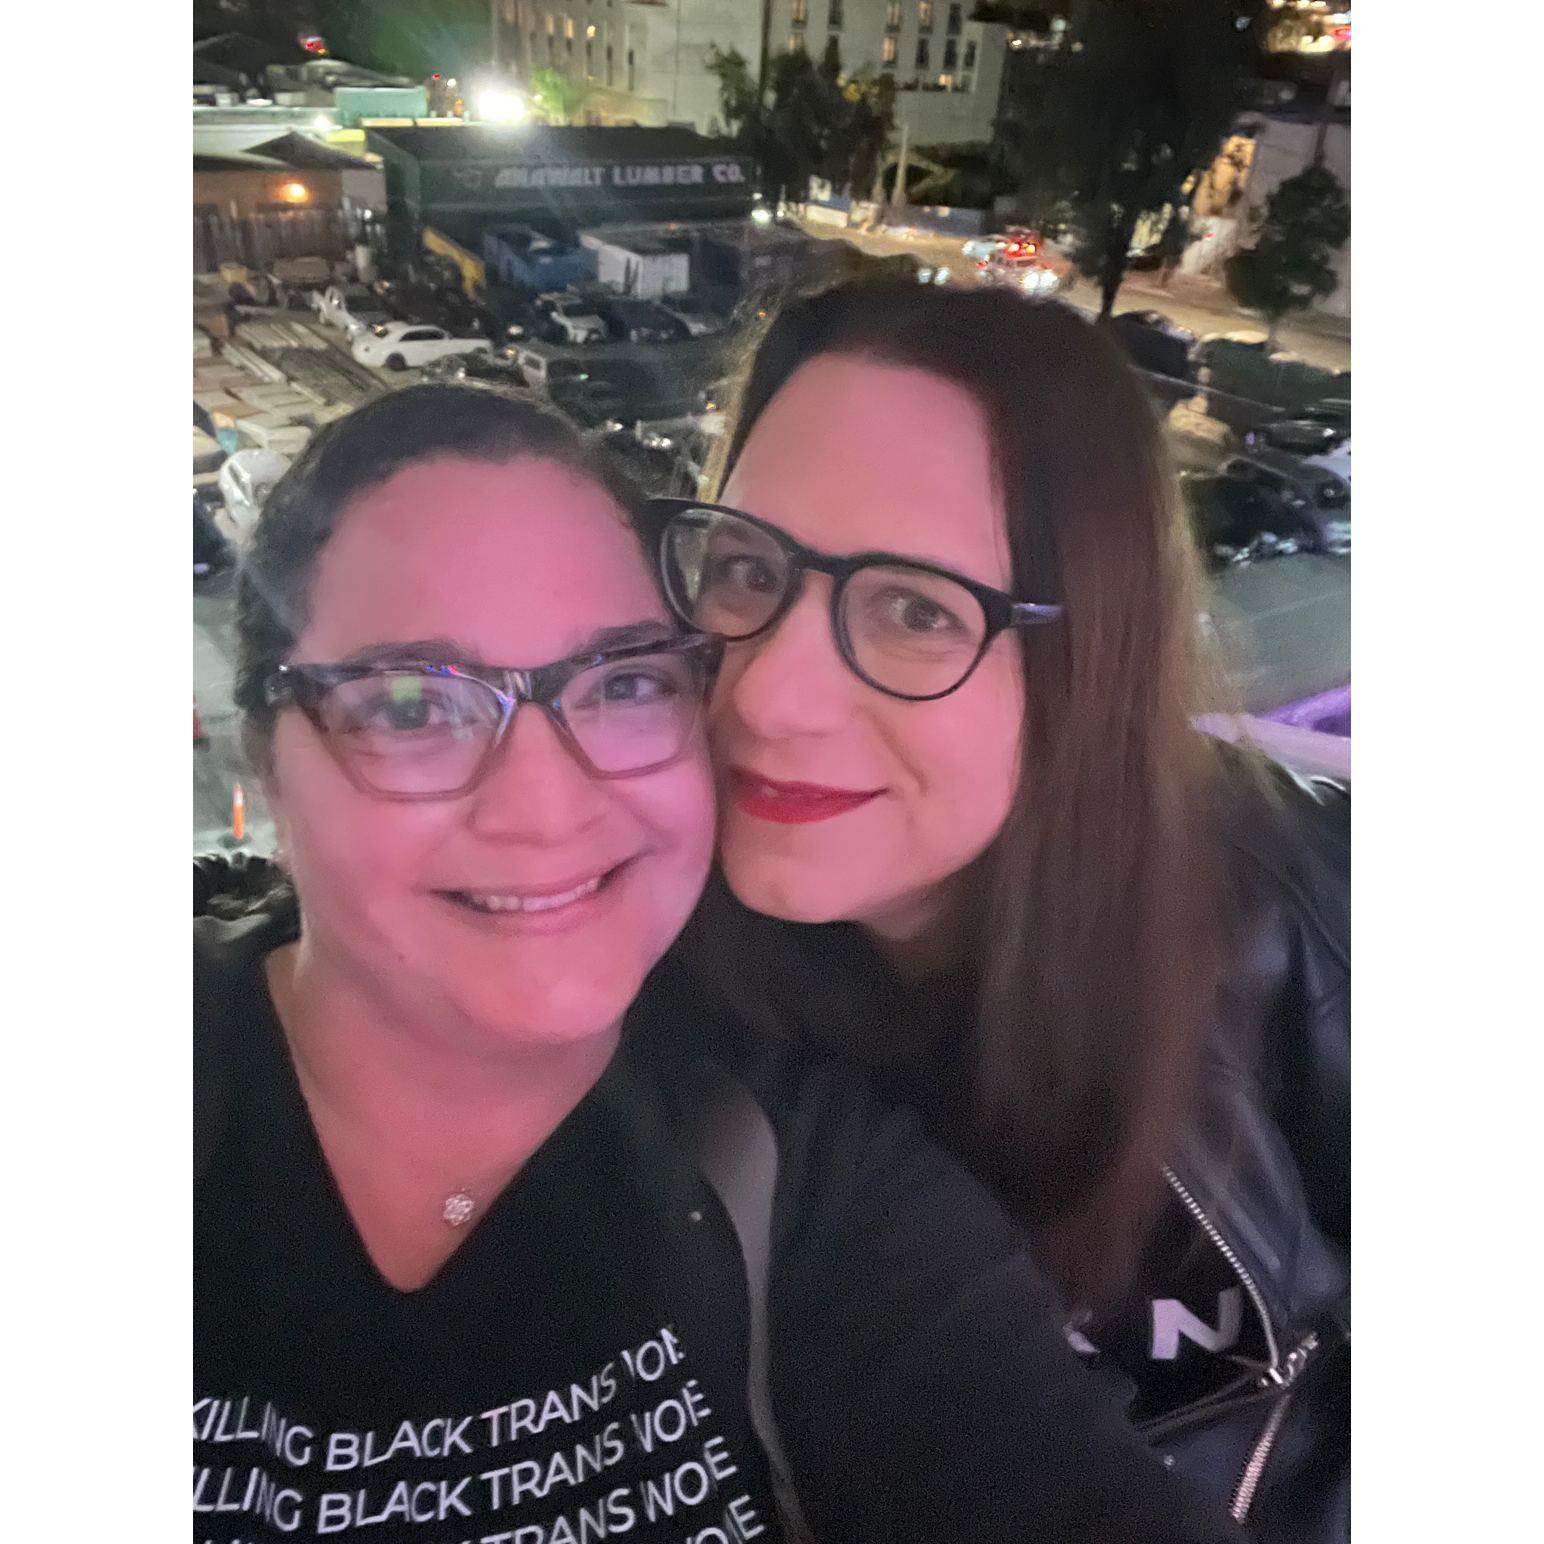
[696,281,1240,1312]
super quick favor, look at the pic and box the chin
[721,852,861,927]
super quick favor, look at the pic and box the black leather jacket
[655,762,1349,1544]
[1144,767,1349,1542]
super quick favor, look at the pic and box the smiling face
[713,354,1027,944]
[264,454,716,1048]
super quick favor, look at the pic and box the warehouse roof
[365,124,745,165]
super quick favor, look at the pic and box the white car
[351,322,491,371]
[654,296,726,338]
[312,284,390,338]
[536,294,606,345]
[217,449,292,543]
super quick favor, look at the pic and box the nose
[464,702,610,844]
[721,576,858,741]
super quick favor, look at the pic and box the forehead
[297,454,664,660]
[723,354,1009,587]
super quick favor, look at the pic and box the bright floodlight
[750,207,773,227]
[476,88,529,123]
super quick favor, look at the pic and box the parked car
[1179,471,1320,569]
[653,295,727,338]
[421,346,528,388]
[217,449,292,543]
[1244,418,1352,484]
[312,284,391,338]
[352,321,491,371]
[592,297,689,345]
[548,377,637,432]
[1220,448,1351,554]
[479,283,538,343]
[1108,310,1195,381]
[534,293,607,345]
[511,344,600,392]
[371,279,456,332]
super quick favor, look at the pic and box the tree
[528,67,586,126]
[1224,163,1349,342]
[708,44,855,205]
[705,45,761,138]
[1002,0,1267,318]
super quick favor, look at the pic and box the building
[497,2,1011,148]
[194,134,385,272]
[364,123,756,253]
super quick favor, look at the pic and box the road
[793,217,1351,374]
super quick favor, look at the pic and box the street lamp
[473,87,531,123]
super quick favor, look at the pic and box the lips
[729,770,882,825]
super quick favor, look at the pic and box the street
[793,216,1351,375]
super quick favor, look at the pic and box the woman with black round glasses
[195,383,1248,1544]
[644,281,1350,1544]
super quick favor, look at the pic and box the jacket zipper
[1230,1389,1295,1521]
[1161,1165,1281,1371]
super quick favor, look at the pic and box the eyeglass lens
[663,509,989,698]
[311,654,703,795]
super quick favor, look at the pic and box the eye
[336,678,469,736]
[706,551,781,595]
[871,586,968,636]
[570,665,686,713]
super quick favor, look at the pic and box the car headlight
[1325,519,1351,544]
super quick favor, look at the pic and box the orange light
[279,181,310,203]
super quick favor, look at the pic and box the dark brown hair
[232,382,644,763]
[694,281,1239,1312]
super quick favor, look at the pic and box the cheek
[266,737,452,903]
[894,651,1025,838]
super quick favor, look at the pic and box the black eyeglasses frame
[643,498,1064,703]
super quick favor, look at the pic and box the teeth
[461,876,603,914]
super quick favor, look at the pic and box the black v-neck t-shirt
[195,963,783,1544]
[196,912,1244,1544]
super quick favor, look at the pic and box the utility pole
[758,0,773,101]
[891,119,910,208]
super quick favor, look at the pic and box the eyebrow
[338,621,676,670]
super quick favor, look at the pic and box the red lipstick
[729,770,881,824]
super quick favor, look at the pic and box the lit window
[791,0,808,24]
[586,23,597,39]
[886,1,901,28]
[882,35,897,65]
[938,72,954,90]
[545,14,554,35]
[916,37,930,68]
[564,17,575,41]
[789,31,805,53]
[918,2,934,31]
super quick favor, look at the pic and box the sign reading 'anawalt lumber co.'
[490,161,747,191]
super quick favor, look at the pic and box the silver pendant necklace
[442,1189,477,1228]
